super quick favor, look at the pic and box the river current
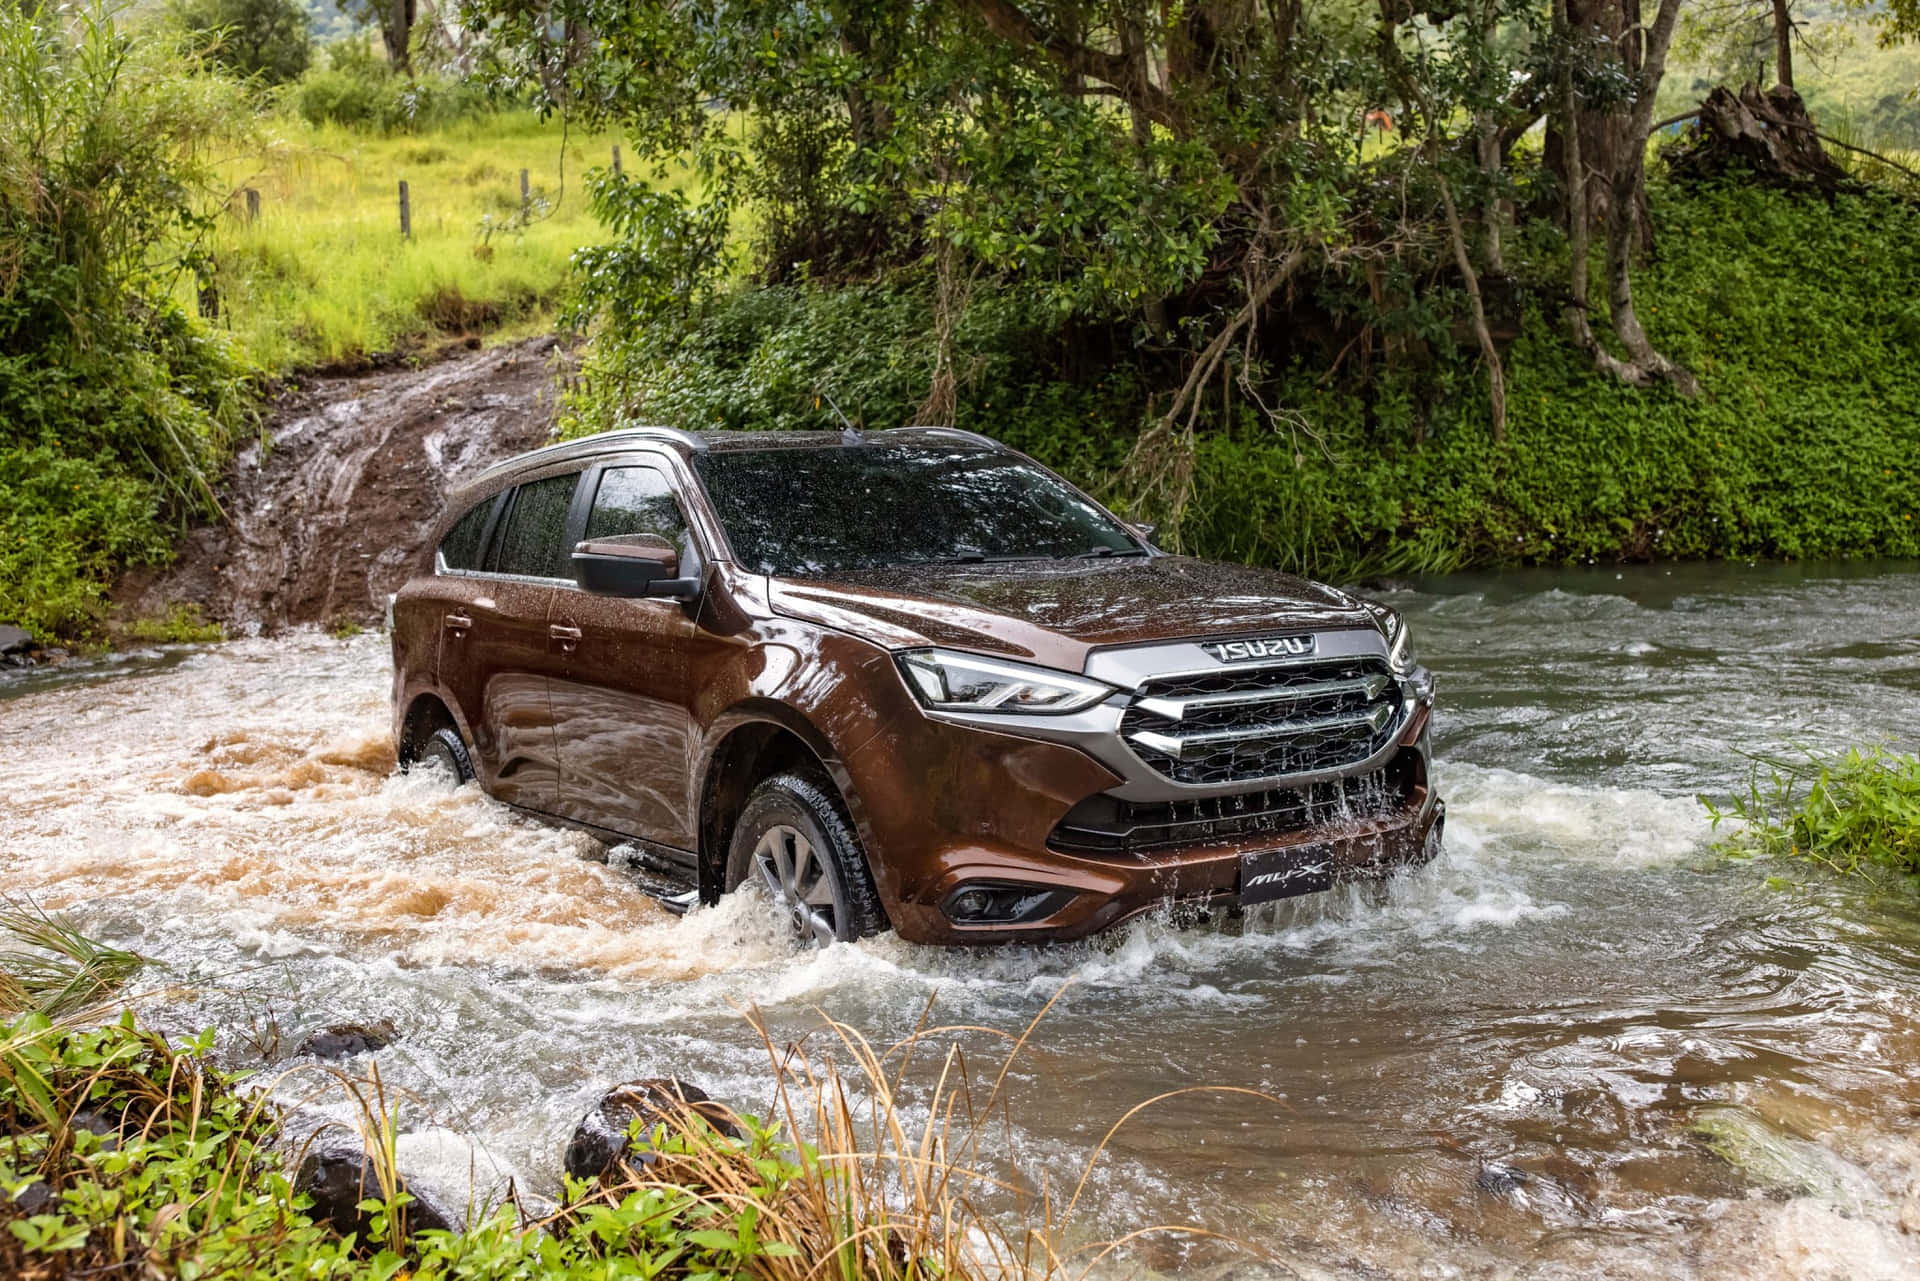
[4,561,1919,1278]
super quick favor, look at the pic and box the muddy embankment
[117,338,568,635]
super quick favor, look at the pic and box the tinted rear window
[494,472,579,578]
[438,498,494,571]
[692,446,1139,576]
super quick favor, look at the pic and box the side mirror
[571,534,700,601]
[1128,521,1158,543]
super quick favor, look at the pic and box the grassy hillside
[185,114,644,369]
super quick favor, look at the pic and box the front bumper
[841,690,1442,946]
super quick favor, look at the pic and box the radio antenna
[813,387,860,441]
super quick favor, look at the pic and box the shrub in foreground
[2,934,1245,1281]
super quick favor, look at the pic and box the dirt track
[118,338,566,635]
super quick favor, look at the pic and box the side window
[494,472,580,578]
[585,467,688,545]
[438,498,494,571]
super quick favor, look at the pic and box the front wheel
[725,773,886,945]
[409,726,475,785]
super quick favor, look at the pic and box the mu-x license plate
[1239,841,1335,906]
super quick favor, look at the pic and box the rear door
[438,468,582,813]
[548,458,702,851]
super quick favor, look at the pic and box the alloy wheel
[753,824,838,944]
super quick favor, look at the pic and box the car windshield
[692,444,1144,576]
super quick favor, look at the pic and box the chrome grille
[1120,656,1404,785]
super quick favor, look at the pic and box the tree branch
[968,0,1179,130]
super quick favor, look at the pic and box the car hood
[766,555,1376,668]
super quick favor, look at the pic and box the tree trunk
[381,0,415,74]
[1439,177,1506,440]
[1771,0,1793,89]
[1552,0,1694,393]
[1668,84,1855,194]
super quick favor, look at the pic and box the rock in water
[564,1079,740,1182]
[0,625,32,655]
[294,1021,396,1060]
[293,1143,457,1242]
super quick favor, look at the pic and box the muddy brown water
[5,561,1920,1279]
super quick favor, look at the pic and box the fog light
[941,883,1075,926]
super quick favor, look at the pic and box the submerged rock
[1691,1105,1887,1209]
[293,1142,458,1242]
[295,1021,396,1061]
[564,1079,740,1182]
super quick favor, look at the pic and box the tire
[725,772,886,944]
[411,726,475,786]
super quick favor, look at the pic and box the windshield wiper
[1071,546,1149,560]
[927,552,1051,565]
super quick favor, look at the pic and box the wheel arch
[396,691,462,766]
[696,702,867,906]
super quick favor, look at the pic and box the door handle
[444,612,472,634]
[548,623,582,652]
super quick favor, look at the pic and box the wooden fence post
[196,262,219,319]
[244,188,260,222]
[398,180,411,239]
[611,145,621,176]
[520,168,531,219]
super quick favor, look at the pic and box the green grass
[1704,746,1920,882]
[185,113,681,370]
[118,603,226,645]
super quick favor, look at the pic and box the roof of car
[448,425,1004,506]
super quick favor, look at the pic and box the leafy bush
[1704,747,1920,881]
[169,0,313,85]
[288,38,495,133]
[0,3,256,639]
[570,178,1920,578]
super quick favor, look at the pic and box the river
[4,561,1919,1279]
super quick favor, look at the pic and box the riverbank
[112,336,565,639]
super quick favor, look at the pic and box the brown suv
[389,427,1442,945]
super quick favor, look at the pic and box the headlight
[1364,603,1416,674]
[896,648,1113,715]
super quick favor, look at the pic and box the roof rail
[884,425,1001,448]
[577,424,707,451]
[497,425,706,470]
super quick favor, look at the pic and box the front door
[440,469,581,813]
[548,461,700,851]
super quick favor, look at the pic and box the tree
[170,0,313,84]
[346,0,418,73]
[460,0,1710,527]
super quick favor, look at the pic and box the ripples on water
[3,562,1920,1278]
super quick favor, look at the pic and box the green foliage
[0,1013,998,1280]
[289,36,494,133]
[122,603,227,645]
[0,900,147,1022]
[571,179,1920,577]
[1703,747,1920,881]
[0,2,258,639]
[171,0,315,85]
